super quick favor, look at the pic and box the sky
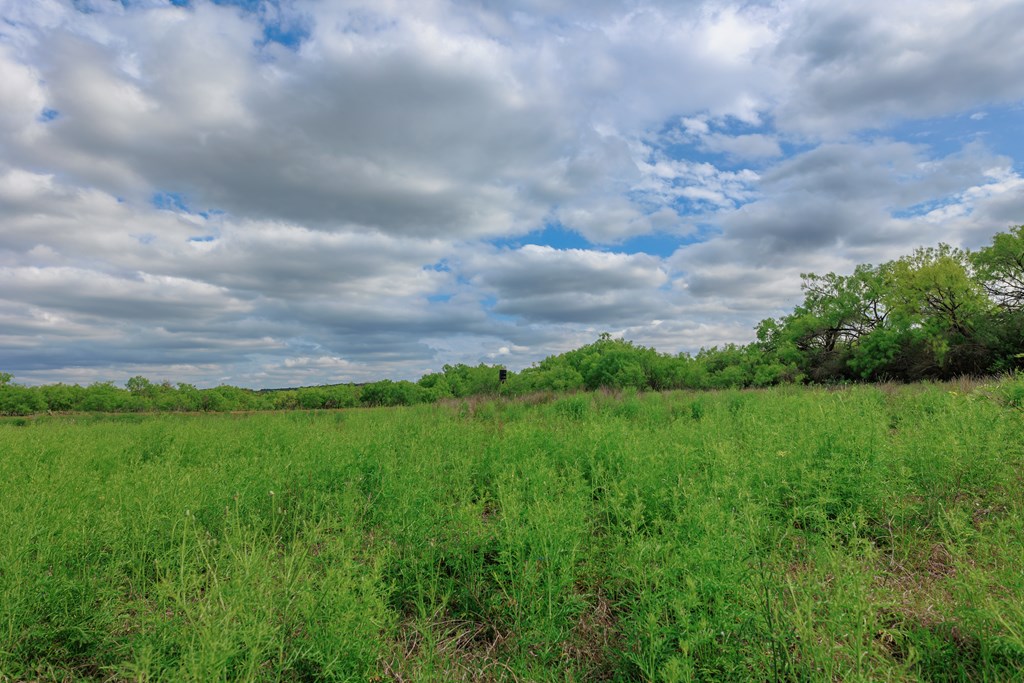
[1,0,1023,388]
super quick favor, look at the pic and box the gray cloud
[2,5,552,238]
[471,245,667,296]
[669,140,1024,326]
[0,267,249,321]
[708,141,1017,258]
[465,245,673,324]
[1,0,1022,387]
[775,0,1024,135]
[699,133,782,160]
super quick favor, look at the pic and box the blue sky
[1,0,1022,387]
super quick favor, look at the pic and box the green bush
[0,384,46,415]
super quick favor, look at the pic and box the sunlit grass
[1,382,1023,680]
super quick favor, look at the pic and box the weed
[1,381,1022,679]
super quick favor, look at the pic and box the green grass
[1,382,1023,681]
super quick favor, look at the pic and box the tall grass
[1,382,1022,681]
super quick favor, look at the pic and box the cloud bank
[1,0,1022,386]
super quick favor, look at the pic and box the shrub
[0,384,46,416]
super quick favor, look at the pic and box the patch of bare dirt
[379,616,517,683]
[559,591,622,681]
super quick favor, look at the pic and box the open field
[2,383,1023,681]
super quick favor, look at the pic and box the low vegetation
[2,380,1023,680]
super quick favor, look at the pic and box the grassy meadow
[1,382,1023,681]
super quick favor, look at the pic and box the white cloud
[1,0,1022,386]
[0,46,47,141]
[698,133,783,160]
[773,0,1024,136]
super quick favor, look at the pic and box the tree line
[2,225,1021,415]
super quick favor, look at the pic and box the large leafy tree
[972,224,1024,311]
[760,265,888,380]
[971,225,1024,370]
[880,244,993,376]
[883,245,989,337]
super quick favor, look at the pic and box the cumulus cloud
[774,0,1024,136]
[1,0,1022,386]
[464,245,672,324]
[698,133,783,160]
[668,140,1024,325]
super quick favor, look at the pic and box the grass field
[1,382,1023,681]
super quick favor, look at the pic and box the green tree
[882,244,993,376]
[359,380,427,407]
[81,382,133,412]
[510,363,585,393]
[972,224,1024,311]
[174,383,202,411]
[884,245,988,336]
[0,375,47,416]
[296,387,329,409]
[432,364,504,397]
[38,383,87,411]
[0,384,46,415]
[201,385,259,412]
[417,372,455,400]
[971,225,1024,371]
[323,384,360,408]
[125,375,154,396]
[763,265,888,381]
